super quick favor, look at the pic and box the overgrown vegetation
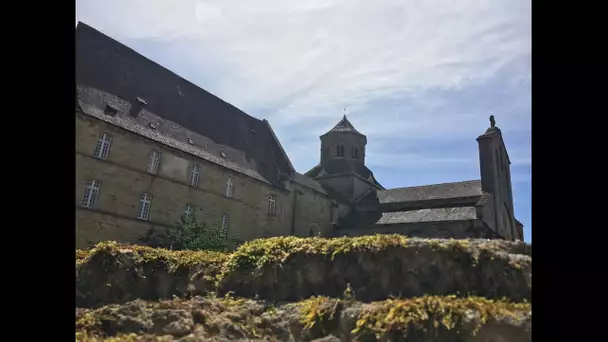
[299,296,343,330]
[222,234,529,274]
[352,295,530,339]
[75,235,531,341]
[78,240,229,272]
[140,215,228,252]
[75,295,531,341]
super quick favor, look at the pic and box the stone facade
[75,112,334,249]
[304,115,524,242]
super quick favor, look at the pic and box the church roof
[75,22,294,187]
[305,159,384,189]
[376,207,478,225]
[322,115,365,137]
[292,172,328,195]
[378,180,483,204]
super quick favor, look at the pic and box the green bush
[140,215,227,252]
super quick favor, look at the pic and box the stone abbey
[75,22,523,249]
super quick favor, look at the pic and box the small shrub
[140,215,227,252]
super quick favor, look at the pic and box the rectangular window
[137,193,152,220]
[268,194,277,215]
[184,204,194,218]
[94,133,113,159]
[221,214,229,238]
[82,179,101,208]
[148,150,161,174]
[225,177,234,197]
[190,165,201,187]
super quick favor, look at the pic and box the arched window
[351,146,358,159]
[337,144,345,157]
[309,224,320,237]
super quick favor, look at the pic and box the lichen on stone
[352,295,530,340]
[75,295,530,341]
[221,234,529,275]
[298,296,342,330]
[82,241,229,272]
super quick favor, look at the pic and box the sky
[76,0,532,242]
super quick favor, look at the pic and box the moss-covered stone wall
[76,235,532,341]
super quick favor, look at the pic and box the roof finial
[489,114,496,128]
[343,107,347,119]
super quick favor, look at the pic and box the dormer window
[337,144,345,157]
[104,104,118,116]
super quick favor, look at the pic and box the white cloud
[76,0,531,174]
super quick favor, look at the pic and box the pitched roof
[305,159,384,189]
[75,22,294,187]
[378,180,483,204]
[375,207,478,225]
[292,172,328,195]
[322,115,365,137]
[77,86,270,184]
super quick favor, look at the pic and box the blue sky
[76,0,531,242]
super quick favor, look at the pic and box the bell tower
[320,114,367,165]
[477,115,520,240]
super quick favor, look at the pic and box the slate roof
[292,172,328,195]
[77,86,269,184]
[378,180,483,204]
[375,207,478,225]
[75,22,294,187]
[322,115,365,137]
[305,159,384,189]
[322,185,354,205]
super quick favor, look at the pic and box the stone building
[304,115,524,241]
[75,23,337,249]
[75,22,523,249]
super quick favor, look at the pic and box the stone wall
[76,236,532,341]
[334,220,484,239]
[292,184,335,237]
[75,113,297,248]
